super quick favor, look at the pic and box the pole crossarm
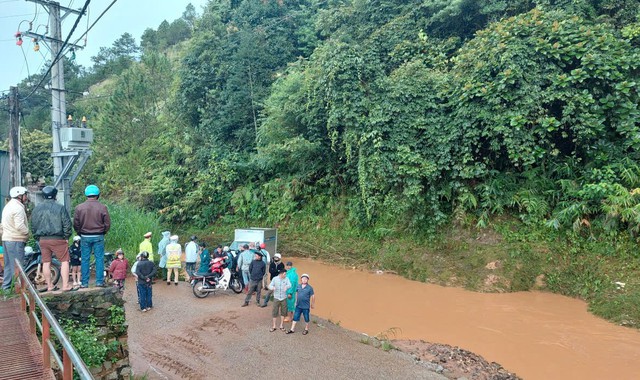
[22,31,84,51]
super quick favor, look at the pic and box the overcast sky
[0,0,208,92]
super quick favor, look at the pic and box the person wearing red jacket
[109,249,129,291]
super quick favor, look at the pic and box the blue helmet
[84,185,100,197]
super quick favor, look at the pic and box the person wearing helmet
[69,236,82,288]
[109,249,129,292]
[286,273,315,335]
[134,251,157,312]
[1,186,29,291]
[73,184,111,288]
[261,253,284,307]
[31,185,73,292]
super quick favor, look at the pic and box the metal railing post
[14,257,94,380]
[28,292,36,333]
[63,350,72,380]
[43,317,51,369]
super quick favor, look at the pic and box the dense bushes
[50,1,638,237]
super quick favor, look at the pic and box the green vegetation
[103,203,163,263]
[61,316,119,368]
[8,1,640,328]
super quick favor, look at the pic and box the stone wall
[44,288,130,379]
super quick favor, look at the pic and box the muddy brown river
[294,258,640,380]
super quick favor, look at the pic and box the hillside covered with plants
[9,0,640,326]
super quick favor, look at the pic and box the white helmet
[9,186,28,198]
[73,236,81,242]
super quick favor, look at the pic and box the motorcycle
[23,245,62,292]
[90,251,115,284]
[191,266,243,298]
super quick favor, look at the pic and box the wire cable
[19,0,91,101]
[72,0,118,47]
[0,13,36,19]
[18,45,31,81]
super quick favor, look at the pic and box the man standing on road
[242,251,266,307]
[184,235,199,281]
[236,243,253,292]
[1,186,29,291]
[73,185,111,288]
[31,186,73,292]
[135,251,157,312]
[287,273,315,335]
[261,253,284,307]
[268,268,291,332]
[139,232,154,262]
[259,242,271,290]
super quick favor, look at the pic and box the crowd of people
[1,184,317,334]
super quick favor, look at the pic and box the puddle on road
[294,258,640,380]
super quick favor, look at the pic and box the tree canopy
[11,0,640,235]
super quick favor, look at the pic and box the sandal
[269,327,276,332]
[302,330,309,335]
[285,330,295,334]
[279,327,285,331]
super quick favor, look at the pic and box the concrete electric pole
[8,86,21,189]
[23,0,93,213]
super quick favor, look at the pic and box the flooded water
[294,258,640,380]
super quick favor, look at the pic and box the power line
[20,0,91,102]
[72,0,118,47]
[0,13,36,19]
[18,45,31,81]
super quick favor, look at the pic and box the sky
[0,0,208,92]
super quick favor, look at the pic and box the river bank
[123,280,447,379]
[122,279,519,380]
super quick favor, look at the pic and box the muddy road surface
[123,281,448,380]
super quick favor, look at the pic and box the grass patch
[104,202,163,262]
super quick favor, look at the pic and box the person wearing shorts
[268,268,291,332]
[31,186,73,292]
[287,273,315,335]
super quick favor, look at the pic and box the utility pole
[24,1,91,213]
[8,86,21,188]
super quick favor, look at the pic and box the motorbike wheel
[229,277,243,294]
[26,264,60,291]
[192,281,209,298]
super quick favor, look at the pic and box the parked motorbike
[191,266,243,298]
[24,245,62,292]
[89,251,115,284]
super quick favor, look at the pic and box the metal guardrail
[14,258,94,380]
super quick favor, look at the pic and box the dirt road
[123,281,447,379]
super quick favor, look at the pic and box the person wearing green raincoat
[285,261,298,322]
[198,242,211,273]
